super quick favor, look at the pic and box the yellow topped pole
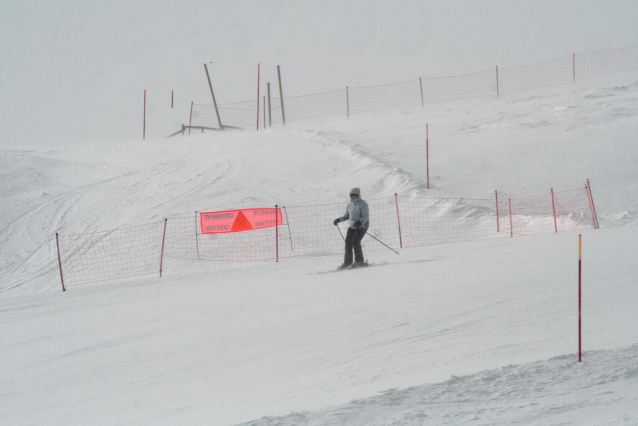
[426,123,429,189]
[578,234,582,362]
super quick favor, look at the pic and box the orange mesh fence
[576,45,638,81]
[189,103,219,128]
[509,188,594,237]
[217,99,258,129]
[499,56,573,95]
[189,45,637,130]
[553,187,597,231]
[279,197,401,260]
[510,193,557,237]
[163,214,279,262]
[162,215,198,261]
[423,70,496,104]
[282,89,347,123]
[398,195,506,247]
[57,221,166,288]
[56,186,596,287]
[349,79,422,114]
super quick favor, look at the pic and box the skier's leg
[353,228,367,263]
[344,227,355,265]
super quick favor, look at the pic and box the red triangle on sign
[231,211,253,232]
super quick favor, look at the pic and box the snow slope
[1,77,638,425]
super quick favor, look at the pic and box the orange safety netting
[56,186,597,288]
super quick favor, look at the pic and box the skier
[333,187,369,269]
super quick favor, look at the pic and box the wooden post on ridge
[204,63,224,130]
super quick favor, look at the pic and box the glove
[333,218,341,226]
[354,220,362,228]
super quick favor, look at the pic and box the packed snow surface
[1,77,638,425]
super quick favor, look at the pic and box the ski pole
[335,224,345,241]
[366,231,400,255]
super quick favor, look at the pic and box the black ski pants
[344,227,367,264]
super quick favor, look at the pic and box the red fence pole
[495,190,500,232]
[159,219,167,277]
[395,193,404,249]
[578,234,582,362]
[256,63,260,130]
[195,211,200,260]
[509,198,513,237]
[551,188,558,233]
[188,101,194,135]
[586,179,600,229]
[426,123,430,190]
[275,205,279,262]
[143,89,147,139]
[56,233,66,292]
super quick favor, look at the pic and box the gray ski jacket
[338,197,370,230]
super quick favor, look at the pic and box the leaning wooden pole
[204,63,224,130]
[277,65,286,125]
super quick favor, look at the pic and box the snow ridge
[239,344,638,426]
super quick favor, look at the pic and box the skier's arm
[338,206,350,222]
[360,202,370,229]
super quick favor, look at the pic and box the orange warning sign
[200,208,283,234]
[231,211,253,232]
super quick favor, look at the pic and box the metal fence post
[395,194,403,249]
[551,188,558,233]
[277,65,286,125]
[195,211,200,260]
[56,233,66,291]
[586,179,600,229]
[509,198,513,237]
[275,205,279,262]
[159,219,168,277]
[495,190,500,232]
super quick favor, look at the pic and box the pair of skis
[341,261,370,270]
[312,261,377,275]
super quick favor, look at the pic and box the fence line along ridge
[181,45,638,133]
[55,185,598,290]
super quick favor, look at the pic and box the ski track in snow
[0,130,422,293]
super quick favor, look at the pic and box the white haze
[1,0,638,146]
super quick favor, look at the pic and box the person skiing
[333,187,369,269]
